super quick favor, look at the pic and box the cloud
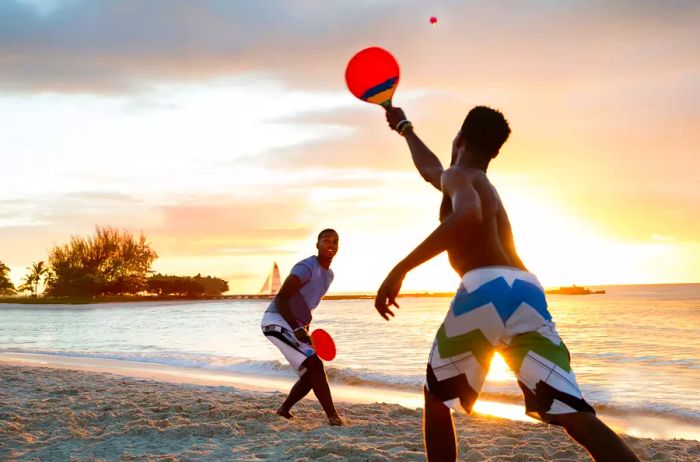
[0,0,392,93]
[147,200,314,255]
[218,248,297,257]
[0,170,404,263]
[2,1,700,288]
[1,1,698,94]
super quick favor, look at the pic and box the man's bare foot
[328,416,346,426]
[276,407,294,419]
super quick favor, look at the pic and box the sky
[1,0,699,293]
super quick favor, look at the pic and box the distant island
[0,295,235,305]
[545,285,606,295]
[0,226,231,305]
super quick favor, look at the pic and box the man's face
[317,232,339,260]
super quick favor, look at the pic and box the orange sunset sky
[1,1,699,293]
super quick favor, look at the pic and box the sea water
[2,284,699,437]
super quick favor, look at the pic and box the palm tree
[44,269,56,295]
[18,273,36,297]
[0,261,15,295]
[19,261,49,297]
[29,261,49,297]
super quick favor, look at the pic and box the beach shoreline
[4,282,698,306]
[0,294,446,305]
[2,355,700,461]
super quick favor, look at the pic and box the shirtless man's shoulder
[441,165,489,186]
[441,167,498,209]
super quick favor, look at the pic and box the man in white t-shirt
[260,229,343,425]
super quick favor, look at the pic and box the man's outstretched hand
[385,107,407,132]
[375,269,405,320]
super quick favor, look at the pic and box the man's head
[453,106,511,164]
[316,229,339,261]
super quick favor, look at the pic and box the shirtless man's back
[374,106,639,462]
[439,166,525,274]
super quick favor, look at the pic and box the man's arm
[386,107,444,191]
[375,170,483,319]
[274,275,311,342]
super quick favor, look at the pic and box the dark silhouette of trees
[0,261,15,295]
[45,226,157,297]
[146,274,228,297]
[5,227,230,300]
[193,273,229,295]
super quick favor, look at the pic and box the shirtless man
[374,107,638,461]
[261,229,343,426]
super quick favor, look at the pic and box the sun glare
[495,188,694,286]
[472,400,536,423]
[484,352,513,383]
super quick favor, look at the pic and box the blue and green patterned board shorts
[426,267,595,424]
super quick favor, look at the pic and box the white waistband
[461,266,542,293]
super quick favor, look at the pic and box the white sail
[260,274,271,294]
[270,262,281,294]
[259,262,282,295]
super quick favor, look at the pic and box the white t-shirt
[261,255,334,328]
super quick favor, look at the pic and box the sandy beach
[1,363,698,461]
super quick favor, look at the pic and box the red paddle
[345,47,400,109]
[310,329,336,361]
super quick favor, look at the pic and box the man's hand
[294,327,311,344]
[375,269,405,320]
[385,107,407,132]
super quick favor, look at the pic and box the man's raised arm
[386,107,444,191]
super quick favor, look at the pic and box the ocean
[2,284,699,439]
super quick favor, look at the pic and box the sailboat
[259,262,282,295]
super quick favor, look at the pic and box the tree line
[0,226,228,298]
